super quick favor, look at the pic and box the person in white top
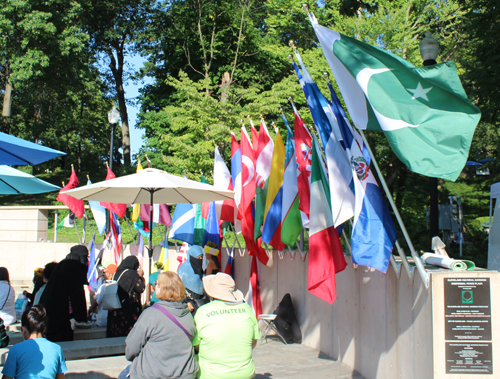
[88,262,117,327]
[0,267,17,325]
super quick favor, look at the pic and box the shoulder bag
[101,269,129,311]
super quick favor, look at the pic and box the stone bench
[0,336,126,365]
[65,355,129,379]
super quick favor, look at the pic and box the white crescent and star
[406,82,433,101]
[241,155,255,187]
[356,68,423,131]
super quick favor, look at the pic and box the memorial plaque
[446,342,493,374]
[444,278,491,341]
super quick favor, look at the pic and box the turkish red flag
[239,127,269,265]
[294,110,312,217]
[56,168,85,219]
[100,166,127,218]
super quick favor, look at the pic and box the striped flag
[281,116,302,246]
[293,106,312,218]
[224,247,234,278]
[308,137,347,304]
[86,237,97,289]
[246,255,263,317]
[110,213,123,264]
[262,130,286,251]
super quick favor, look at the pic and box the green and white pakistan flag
[310,15,481,181]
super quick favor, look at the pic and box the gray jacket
[126,300,198,379]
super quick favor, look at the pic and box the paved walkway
[254,338,365,379]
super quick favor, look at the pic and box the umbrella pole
[147,190,154,302]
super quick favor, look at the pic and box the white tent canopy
[488,182,500,271]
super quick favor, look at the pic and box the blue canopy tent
[0,132,65,165]
[0,165,60,194]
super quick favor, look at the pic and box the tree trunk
[2,72,13,118]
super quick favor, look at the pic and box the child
[1,305,67,379]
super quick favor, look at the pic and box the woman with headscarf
[177,245,209,314]
[107,256,146,338]
[39,245,89,342]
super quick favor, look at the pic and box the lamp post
[419,32,440,241]
[106,106,120,233]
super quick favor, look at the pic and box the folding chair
[258,314,287,344]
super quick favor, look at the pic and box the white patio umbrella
[61,168,234,270]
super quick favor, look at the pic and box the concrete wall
[0,209,48,242]
[2,241,497,379]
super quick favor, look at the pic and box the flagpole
[358,130,429,287]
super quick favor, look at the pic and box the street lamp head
[108,106,120,124]
[419,31,439,63]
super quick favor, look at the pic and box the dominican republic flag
[110,212,122,264]
[87,178,106,235]
[100,165,127,219]
[262,130,286,251]
[57,167,85,219]
[253,119,274,241]
[330,85,398,273]
[169,203,195,244]
[308,137,347,304]
[294,51,354,228]
[213,146,235,223]
[230,132,242,232]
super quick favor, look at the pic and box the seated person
[178,246,209,314]
[119,271,198,379]
[194,273,261,379]
[1,305,67,379]
[0,267,16,326]
[87,262,117,327]
[22,268,44,306]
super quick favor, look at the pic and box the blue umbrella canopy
[0,132,65,165]
[0,165,60,194]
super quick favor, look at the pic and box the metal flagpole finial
[105,161,108,167]
[271,121,276,127]
[247,115,252,121]
[71,164,74,170]
[62,181,65,187]
[260,114,264,120]
[288,54,294,63]
[323,72,330,82]
[86,175,89,180]
[279,108,284,114]
[289,40,297,49]
[288,96,293,103]
[213,140,216,146]
[302,4,310,13]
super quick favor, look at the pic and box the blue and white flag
[168,203,195,244]
[331,91,397,273]
[203,201,221,252]
[86,237,97,288]
[294,51,354,228]
[87,178,106,235]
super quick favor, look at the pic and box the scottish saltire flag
[213,146,235,223]
[281,116,302,246]
[203,201,221,250]
[224,247,234,278]
[294,51,354,228]
[169,203,195,244]
[293,106,312,218]
[86,237,97,288]
[262,131,286,251]
[86,178,106,235]
[331,91,398,273]
[254,119,274,241]
[309,15,480,181]
[101,165,126,218]
[309,137,347,304]
[230,132,242,232]
[110,213,122,264]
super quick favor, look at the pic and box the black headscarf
[66,245,89,266]
[114,256,141,299]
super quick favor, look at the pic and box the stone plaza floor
[254,338,366,379]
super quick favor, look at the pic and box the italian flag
[308,137,347,304]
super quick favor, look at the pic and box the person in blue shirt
[2,305,67,379]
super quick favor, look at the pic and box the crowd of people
[0,244,261,379]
